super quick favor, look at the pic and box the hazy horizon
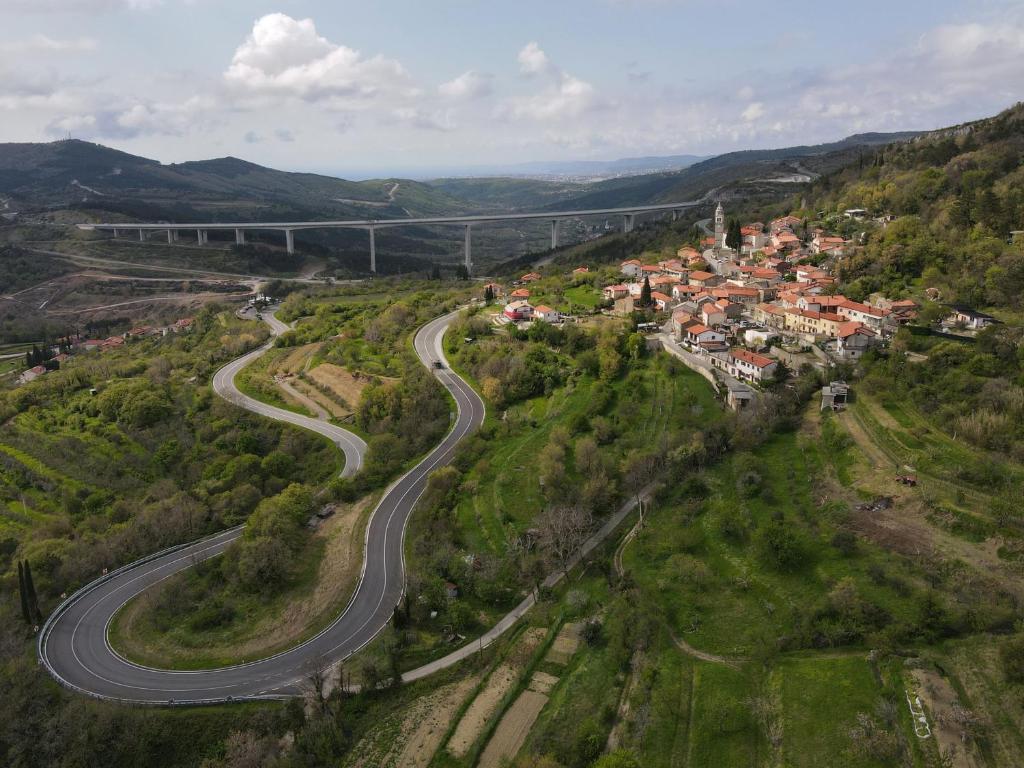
[2,0,1022,174]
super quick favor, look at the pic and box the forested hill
[808,103,1024,309]
[0,139,469,220]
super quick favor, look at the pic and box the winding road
[211,309,366,476]
[38,308,485,703]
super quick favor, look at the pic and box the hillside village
[14,316,195,385]
[493,203,963,407]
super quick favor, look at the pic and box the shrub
[758,520,806,571]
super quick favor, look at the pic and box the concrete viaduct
[78,201,699,275]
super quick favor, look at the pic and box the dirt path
[613,520,641,579]
[837,408,895,471]
[299,259,326,281]
[46,292,252,314]
[617,523,739,668]
[606,653,642,751]
[670,633,741,668]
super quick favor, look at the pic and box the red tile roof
[730,348,775,368]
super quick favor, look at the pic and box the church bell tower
[714,201,725,250]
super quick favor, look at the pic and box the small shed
[725,379,754,410]
[821,381,850,411]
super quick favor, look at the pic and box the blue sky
[2,0,1023,177]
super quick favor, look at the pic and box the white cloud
[6,0,189,11]
[0,68,92,111]
[439,70,492,100]
[223,13,413,106]
[741,101,764,121]
[46,95,214,139]
[509,73,600,120]
[504,44,602,121]
[388,107,455,132]
[0,35,97,54]
[517,42,551,76]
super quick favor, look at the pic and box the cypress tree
[18,561,31,624]
[726,219,743,251]
[639,276,652,307]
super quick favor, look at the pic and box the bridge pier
[112,228,119,238]
[550,219,558,249]
[369,226,376,273]
[285,229,295,255]
[623,213,635,233]
[167,230,173,244]
[464,224,472,275]
[139,229,145,242]
[172,230,179,242]
[235,229,245,246]
[672,210,679,222]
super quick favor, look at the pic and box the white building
[727,349,778,383]
[533,305,560,323]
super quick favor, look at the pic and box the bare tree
[221,730,277,768]
[302,656,331,713]
[537,503,594,575]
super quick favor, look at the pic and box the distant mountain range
[433,154,711,180]
[0,139,473,222]
[0,129,925,235]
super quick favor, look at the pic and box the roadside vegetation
[104,282,463,668]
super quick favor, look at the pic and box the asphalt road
[211,308,366,477]
[38,308,484,703]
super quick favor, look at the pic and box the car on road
[433,360,445,369]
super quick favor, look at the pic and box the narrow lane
[38,308,482,703]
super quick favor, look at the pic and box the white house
[743,328,778,347]
[620,259,643,278]
[835,322,876,360]
[945,305,997,330]
[836,299,892,331]
[685,324,727,350]
[728,348,778,383]
[651,292,673,311]
[533,305,560,323]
